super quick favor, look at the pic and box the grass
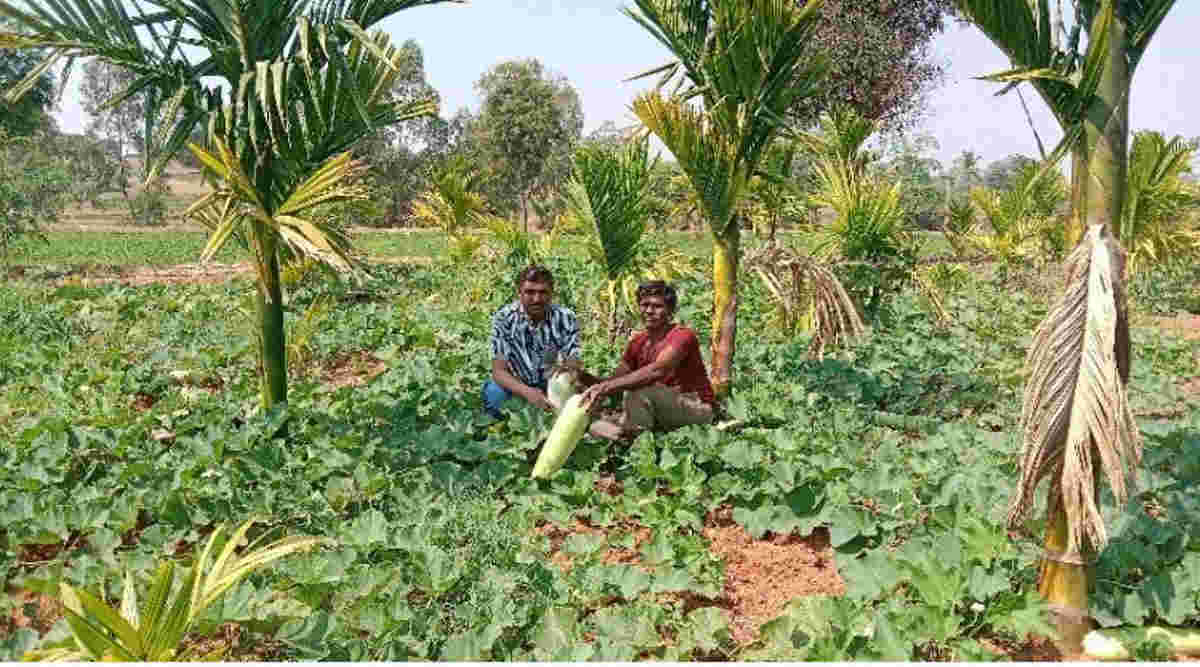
[7,231,232,266]
[9,227,943,270]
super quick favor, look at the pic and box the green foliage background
[0,233,1197,660]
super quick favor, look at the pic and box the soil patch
[133,392,158,411]
[701,505,844,644]
[178,621,285,661]
[535,511,655,573]
[321,350,388,389]
[534,502,845,647]
[1181,377,1200,402]
[1152,314,1200,341]
[53,262,255,287]
[2,587,62,639]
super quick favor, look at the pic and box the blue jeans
[482,379,545,418]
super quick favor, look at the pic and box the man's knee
[482,379,511,417]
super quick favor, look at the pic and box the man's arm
[491,308,553,411]
[492,359,553,411]
[587,362,631,387]
[584,345,684,400]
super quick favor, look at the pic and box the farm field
[1,230,1197,661]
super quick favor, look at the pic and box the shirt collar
[512,301,552,327]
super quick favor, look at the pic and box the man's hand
[581,381,612,414]
[524,388,555,412]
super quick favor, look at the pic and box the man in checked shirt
[483,265,589,419]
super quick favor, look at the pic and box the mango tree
[953,0,1179,652]
[625,0,828,397]
[0,0,458,409]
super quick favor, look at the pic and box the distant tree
[983,154,1039,191]
[645,159,693,230]
[473,59,584,229]
[0,131,71,261]
[79,59,143,197]
[949,150,983,190]
[582,120,635,149]
[788,0,953,131]
[0,48,55,136]
[879,132,943,228]
[78,58,175,225]
[53,133,121,206]
[354,40,453,226]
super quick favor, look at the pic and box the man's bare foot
[588,418,624,441]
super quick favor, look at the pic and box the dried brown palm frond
[911,266,952,329]
[747,245,865,359]
[1009,224,1140,559]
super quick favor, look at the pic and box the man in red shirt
[581,281,715,440]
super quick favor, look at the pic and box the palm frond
[186,139,366,276]
[952,0,1118,127]
[1010,224,1140,558]
[566,138,656,280]
[627,0,826,236]
[1122,0,1179,67]
[746,245,865,358]
[632,91,746,235]
[1120,131,1200,272]
[22,518,327,662]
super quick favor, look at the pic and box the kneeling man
[582,281,715,440]
[484,265,581,418]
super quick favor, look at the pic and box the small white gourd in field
[1083,627,1200,661]
[532,394,593,478]
[546,369,576,412]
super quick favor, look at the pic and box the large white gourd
[531,394,592,478]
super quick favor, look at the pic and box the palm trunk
[1082,10,1129,239]
[710,221,739,398]
[254,230,288,410]
[1067,149,1087,247]
[1038,489,1091,655]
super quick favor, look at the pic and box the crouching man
[483,265,582,418]
[582,281,715,440]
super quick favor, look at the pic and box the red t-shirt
[622,325,716,405]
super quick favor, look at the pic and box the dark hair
[515,265,554,287]
[636,280,677,311]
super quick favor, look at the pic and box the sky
[51,1,1200,169]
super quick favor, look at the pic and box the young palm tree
[411,155,488,263]
[1121,131,1200,273]
[954,0,1177,652]
[625,0,828,397]
[953,0,1177,242]
[411,155,488,236]
[747,140,803,245]
[565,137,693,340]
[0,0,458,410]
[967,162,1070,266]
[801,107,916,321]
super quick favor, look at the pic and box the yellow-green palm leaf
[186,138,365,276]
[632,92,747,235]
[1120,131,1200,272]
[22,518,328,662]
